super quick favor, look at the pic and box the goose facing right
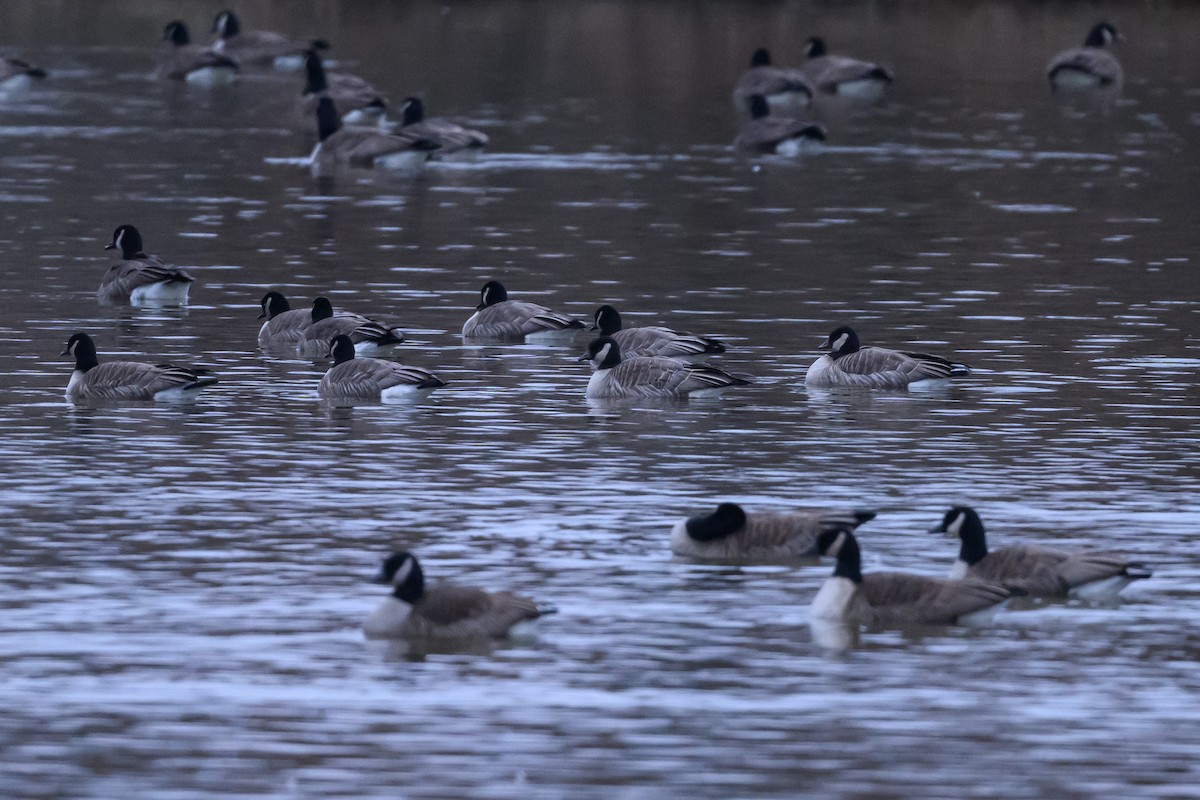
[805,326,971,390]
[579,336,751,400]
[297,297,405,357]
[933,506,1152,601]
[160,20,239,85]
[802,37,893,98]
[731,47,814,114]
[807,529,1018,627]
[734,94,826,156]
[591,304,726,358]
[1047,22,1124,91]
[320,335,445,402]
[62,332,218,402]
[462,280,585,342]
[364,551,553,640]
[99,224,195,305]
[671,501,877,561]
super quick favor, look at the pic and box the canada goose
[310,97,439,170]
[159,21,238,85]
[671,502,877,561]
[0,56,48,92]
[209,9,327,70]
[301,50,385,126]
[320,335,445,402]
[99,224,195,306]
[732,48,814,114]
[462,280,585,342]
[933,506,1152,602]
[257,291,313,349]
[62,333,217,402]
[390,96,488,158]
[591,305,727,358]
[802,37,893,98]
[1047,22,1123,91]
[579,336,752,400]
[297,297,405,357]
[734,95,826,156]
[805,326,971,390]
[807,529,1017,627]
[364,551,553,640]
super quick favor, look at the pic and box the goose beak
[817,339,832,352]
[59,347,70,356]
[577,353,591,363]
[588,323,599,331]
[103,242,116,251]
[257,310,267,320]
[371,569,390,585]
[475,301,487,310]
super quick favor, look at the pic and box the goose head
[373,551,425,603]
[104,224,145,260]
[579,336,622,370]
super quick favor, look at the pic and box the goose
[462,280,585,342]
[209,9,328,70]
[671,501,877,561]
[297,297,405,357]
[732,47,814,114]
[805,326,971,390]
[62,333,218,402]
[390,96,488,158]
[591,305,727,358]
[734,95,826,156]
[1047,22,1123,91]
[99,224,195,306]
[159,21,239,85]
[257,291,313,349]
[320,335,445,402]
[801,37,893,98]
[309,97,439,170]
[0,56,48,92]
[579,336,752,400]
[933,506,1152,601]
[807,529,1017,627]
[301,49,385,126]
[364,551,554,640]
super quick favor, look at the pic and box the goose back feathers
[391,97,489,157]
[99,224,194,305]
[580,336,751,400]
[1047,22,1123,90]
[802,37,893,97]
[320,335,445,402]
[258,291,313,348]
[591,305,726,358]
[462,281,584,342]
[298,297,405,357]
[160,21,239,84]
[302,50,385,124]
[734,95,825,156]
[210,9,328,69]
[311,97,438,170]
[62,333,217,401]
[671,502,877,561]
[805,326,970,389]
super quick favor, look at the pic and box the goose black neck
[750,48,771,67]
[394,560,425,603]
[316,98,340,141]
[311,297,334,322]
[330,336,356,365]
[833,532,863,583]
[956,509,990,565]
[594,305,622,335]
[402,97,425,127]
[304,51,327,94]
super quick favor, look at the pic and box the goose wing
[1048,49,1122,84]
[862,572,1010,624]
[735,117,824,153]
[412,585,542,637]
[969,545,1073,596]
[302,314,403,353]
[303,73,385,115]
[805,55,892,92]
[614,326,726,357]
[259,308,313,347]
[832,346,954,386]
[323,129,438,166]
[99,257,195,301]
[609,356,746,397]
[400,119,489,153]
[82,362,214,399]
[733,66,814,105]
[160,45,238,80]
[469,300,581,339]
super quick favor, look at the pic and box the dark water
[2,1,1199,798]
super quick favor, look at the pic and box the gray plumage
[99,224,194,305]
[805,326,970,389]
[210,10,327,68]
[802,37,893,96]
[934,506,1151,601]
[257,291,312,348]
[301,50,385,122]
[311,97,438,169]
[580,336,751,400]
[591,305,726,358]
[364,551,552,640]
[297,297,405,357]
[734,95,825,155]
[462,280,584,341]
[1047,22,1123,90]
[62,332,217,401]
[319,335,445,401]
[159,21,239,83]
[1,56,48,86]
[389,97,488,157]
[731,48,813,113]
[671,502,876,561]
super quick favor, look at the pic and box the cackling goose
[310,97,439,171]
[62,333,217,402]
[320,335,445,402]
[390,97,489,158]
[592,304,726,358]
[364,551,554,640]
[671,501,876,561]
[209,9,328,70]
[802,37,893,98]
[0,56,48,92]
[302,50,385,126]
[579,336,752,400]
[1047,22,1123,91]
[732,48,814,115]
[99,224,195,306]
[160,21,238,85]
[805,326,971,390]
[734,95,825,156]
[462,280,584,342]
[807,529,1017,627]
[933,506,1152,601]
[297,297,405,357]
[257,291,313,349]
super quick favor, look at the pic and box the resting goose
[257,291,313,349]
[671,501,876,561]
[319,335,444,402]
[579,336,751,400]
[159,21,239,85]
[933,506,1152,601]
[297,297,405,357]
[462,280,584,342]
[805,326,971,390]
[734,94,826,156]
[309,97,439,171]
[732,47,814,114]
[210,9,327,70]
[390,97,488,158]
[301,50,385,126]
[62,333,217,402]
[802,37,893,98]
[591,304,726,358]
[0,56,48,92]
[364,551,553,640]
[807,529,1017,627]
[99,224,195,306]
[1047,22,1123,91]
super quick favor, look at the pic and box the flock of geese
[8,11,1145,644]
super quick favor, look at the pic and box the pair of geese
[158,9,329,82]
[364,504,1151,641]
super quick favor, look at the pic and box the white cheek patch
[595,343,612,364]
[829,530,846,556]
[832,333,849,352]
[946,512,966,537]
[113,230,124,251]
[391,558,414,587]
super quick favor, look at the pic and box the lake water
[2,1,1199,797]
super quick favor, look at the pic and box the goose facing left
[159,21,239,85]
[1047,22,1124,91]
[734,94,826,156]
[671,501,876,561]
[320,335,445,403]
[296,297,405,357]
[210,9,328,70]
[258,291,313,349]
[592,304,726,358]
[732,47,814,115]
[390,96,488,158]
[99,224,195,306]
[0,56,48,92]
[462,280,585,342]
[805,326,971,390]
[310,97,439,171]
[579,336,752,400]
[364,551,554,640]
[62,333,218,402]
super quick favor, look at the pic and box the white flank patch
[1069,575,1133,603]
[185,66,237,87]
[131,281,191,307]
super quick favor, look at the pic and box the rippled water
[2,1,1199,797]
